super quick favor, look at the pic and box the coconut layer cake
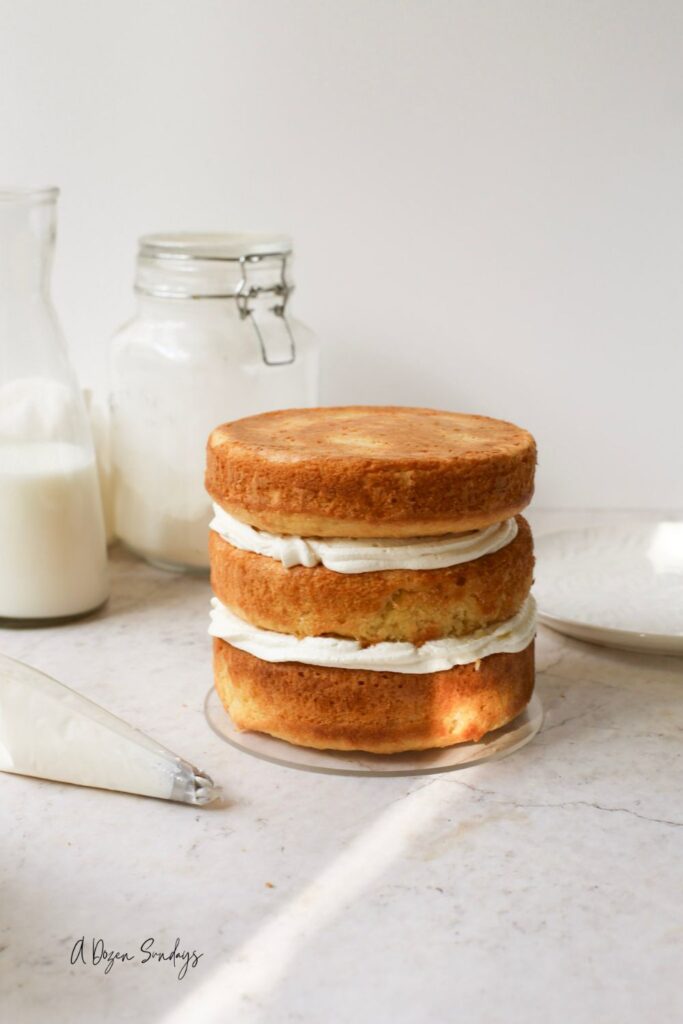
[206,406,537,753]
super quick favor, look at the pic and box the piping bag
[0,653,219,805]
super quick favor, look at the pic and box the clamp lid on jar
[135,232,296,366]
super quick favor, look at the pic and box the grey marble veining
[0,512,681,1024]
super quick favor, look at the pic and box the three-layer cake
[206,406,537,753]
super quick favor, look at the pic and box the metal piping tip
[172,760,221,806]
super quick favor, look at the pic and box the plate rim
[204,688,544,777]
[537,609,683,647]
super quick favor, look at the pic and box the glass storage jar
[109,233,319,572]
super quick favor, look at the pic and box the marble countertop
[1,511,681,1024]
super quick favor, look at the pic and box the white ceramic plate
[205,689,543,777]
[534,522,683,655]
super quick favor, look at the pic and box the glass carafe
[0,187,109,622]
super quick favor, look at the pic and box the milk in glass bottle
[0,187,109,621]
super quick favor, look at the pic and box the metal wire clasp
[235,253,296,366]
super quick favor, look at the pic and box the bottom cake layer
[213,639,535,754]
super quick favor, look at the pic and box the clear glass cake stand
[204,688,543,778]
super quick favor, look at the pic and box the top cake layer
[206,406,536,537]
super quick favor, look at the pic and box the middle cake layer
[210,515,533,644]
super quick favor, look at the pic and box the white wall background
[1,0,681,508]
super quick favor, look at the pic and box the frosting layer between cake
[210,503,518,574]
[209,595,537,674]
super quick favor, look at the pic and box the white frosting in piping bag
[210,504,518,574]
[209,596,537,674]
[0,653,219,804]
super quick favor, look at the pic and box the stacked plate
[534,522,683,656]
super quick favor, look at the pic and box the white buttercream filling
[209,596,537,674]
[210,503,518,574]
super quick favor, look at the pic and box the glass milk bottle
[0,187,109,622]
[110,233,319,572]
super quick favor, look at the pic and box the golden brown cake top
[211,406,530,462]
[206,405,536,537]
